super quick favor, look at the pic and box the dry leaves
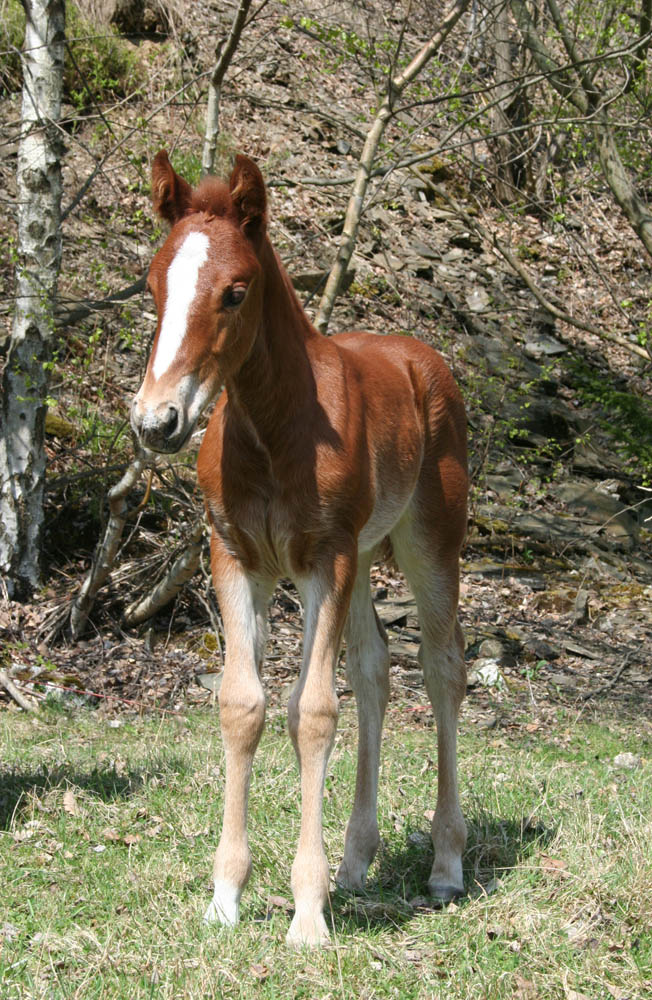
[62,789,80,816]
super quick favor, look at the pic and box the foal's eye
[223,284,247,309]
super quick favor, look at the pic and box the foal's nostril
[163,404,179,438]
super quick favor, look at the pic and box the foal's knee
[219,681,266,753]
[287,686,339,752]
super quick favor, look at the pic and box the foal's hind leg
[418,619,466,899]
[336,553,390,891]
[392,523,467,901]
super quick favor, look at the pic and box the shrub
[0,0,140,106]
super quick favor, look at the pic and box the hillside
[0,0,650,724]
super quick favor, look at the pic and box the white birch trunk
[0,0,65,597]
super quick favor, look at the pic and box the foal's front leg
[204,537,274,927]
[287,552,355,946]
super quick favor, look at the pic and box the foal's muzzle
[130,397,187,454]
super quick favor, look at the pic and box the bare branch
[314,0,471,332]
[56,274,147,329]
[0,668,37,712]
[201,0,253,177]
[511,0,652,259]
[422,175,650,362]
[70,451,149,638]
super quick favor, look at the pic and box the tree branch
[70,451,149,638]
[511,0,652,259]
[201,0,253,177]
[56,274,147,329]
[314,0,471,332]
[123,519,205,626]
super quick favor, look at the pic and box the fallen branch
[581,654,631,701]
[0,668,36,712]
[70,450,149,638]
[491,230,650,361]
[123,519,205,626]
[56,274,147,329]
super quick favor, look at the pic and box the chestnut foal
[131,151,468,946]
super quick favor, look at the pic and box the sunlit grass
[1,702,650,999]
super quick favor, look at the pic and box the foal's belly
[356,458,421,554]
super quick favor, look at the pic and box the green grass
[1,703,650,999]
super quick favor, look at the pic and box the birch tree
[0,0,66,598]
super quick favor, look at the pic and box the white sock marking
[153,231,209,380]
[204,880,240,927]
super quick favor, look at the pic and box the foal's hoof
[203,882,240,927]
[427,879,465,905]
[286,910,330,948]
[335,859,367,893]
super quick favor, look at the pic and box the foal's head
[131,151,268,453]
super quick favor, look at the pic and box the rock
[291,269,355,294]
[467,658,506,690]
[479,638,506,660]
[572,589,590,624]
[524,335,568,358]
[450,231,482,252]
[99,0,177,34]
[613,752,641,770]
[485,470,525,501]
[546,671,577,690]
[411,240,440,261]
[552,481,639,543]
[523,638,561,661]
[197,671,221,693]
[376,597,418,627]
[466,287,491,313]
[407,830,430,848]
[416,156,452,182]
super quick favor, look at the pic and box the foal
[131,151,468,946]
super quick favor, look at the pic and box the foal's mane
[189,177,235,220]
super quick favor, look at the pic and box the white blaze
[152,231,209,380]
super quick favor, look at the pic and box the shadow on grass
[331,812,552,935]
[0,757,191,830]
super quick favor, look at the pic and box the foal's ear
[151,150,193,225]
[229,154,267,238]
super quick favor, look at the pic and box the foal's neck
[225,238,320,446]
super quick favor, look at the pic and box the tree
[0,0,66,598]
[314,0,472,332]
[510,0,652,258]
[201,0,253,177]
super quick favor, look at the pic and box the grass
[0,700,650,999]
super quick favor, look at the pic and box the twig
[581,654,631,701]
[0,669,36,712]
